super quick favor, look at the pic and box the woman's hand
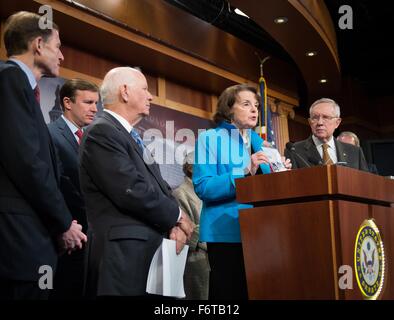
[249,151,270,175]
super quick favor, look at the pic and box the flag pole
[255,53,270,140]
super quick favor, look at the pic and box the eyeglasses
[309,114,338,123]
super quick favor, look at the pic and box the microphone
[286,142,312,168]
[336,161,348,167]
[308,157,323,166]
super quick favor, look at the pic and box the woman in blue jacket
[193,84,273,300]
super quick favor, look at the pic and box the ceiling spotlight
[319,79,328,83]
[274,17,288,24]
[306,51,317,57]
[234,8,249,18]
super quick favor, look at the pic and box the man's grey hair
[309,98,341,118]
[338,131,360,147]
[100,67,141,105]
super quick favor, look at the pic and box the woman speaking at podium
[193,84,283,299]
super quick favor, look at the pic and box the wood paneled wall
[0,3,297,138]
[165,81,212,113]
[288,117,310,142]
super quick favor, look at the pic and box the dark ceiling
[165,0,293,64]
[325,0,394,97]
[166,0,394,99]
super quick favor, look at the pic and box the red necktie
[34,85,40,104]
[75,129,83,145]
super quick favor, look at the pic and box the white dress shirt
[312,135,338,164]
[62,115,81,143]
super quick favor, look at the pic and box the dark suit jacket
[79,112,179,296]
[48,117,87,232]
[0,61,72,281]
[284,136,369,171]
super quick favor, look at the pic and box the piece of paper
[262,147,287,172]
[146,239,189,298]
[145,241,164,295]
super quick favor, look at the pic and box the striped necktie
[322,143,334,165]
[130,128,145,151]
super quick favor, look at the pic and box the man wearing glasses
[285,98,369,171]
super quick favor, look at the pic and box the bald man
[79,67,194,297]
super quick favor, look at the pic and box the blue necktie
[130,128,145,152]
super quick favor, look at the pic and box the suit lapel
[102,113,171,195]
[304,136,323,165]
[56,117,79,153]
[335,139,348,163]
[6,61,62,181]
[102,112,143,157]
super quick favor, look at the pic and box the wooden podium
[236,165,394,299]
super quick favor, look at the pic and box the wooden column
[269,97,296,155]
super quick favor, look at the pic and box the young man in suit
[79,67,194,298]
[0,12,87,299]
[48,79,99,299]
[285,98,369,171]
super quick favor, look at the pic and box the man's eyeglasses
[309,114,338,123]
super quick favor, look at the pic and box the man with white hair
[79,67,194,298]
[285,98,369,171]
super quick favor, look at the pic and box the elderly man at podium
[284,98,369,171]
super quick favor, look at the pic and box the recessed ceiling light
[274,17,288,24]
[234,8,249,18]
[306,51,317,57]
[319,79,328,83]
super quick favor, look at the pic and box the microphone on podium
[285,142,313,168]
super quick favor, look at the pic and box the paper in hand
[262,146,287,172]
[146,239,189,298]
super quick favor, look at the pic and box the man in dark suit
[0,11,87,300]
[285,98,369,171]
[48,79,99,299]
[79,67,194,297]
[337,131,379,174]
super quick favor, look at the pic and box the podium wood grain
[236,165,394,299]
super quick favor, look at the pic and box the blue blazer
[193,121,271,243]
